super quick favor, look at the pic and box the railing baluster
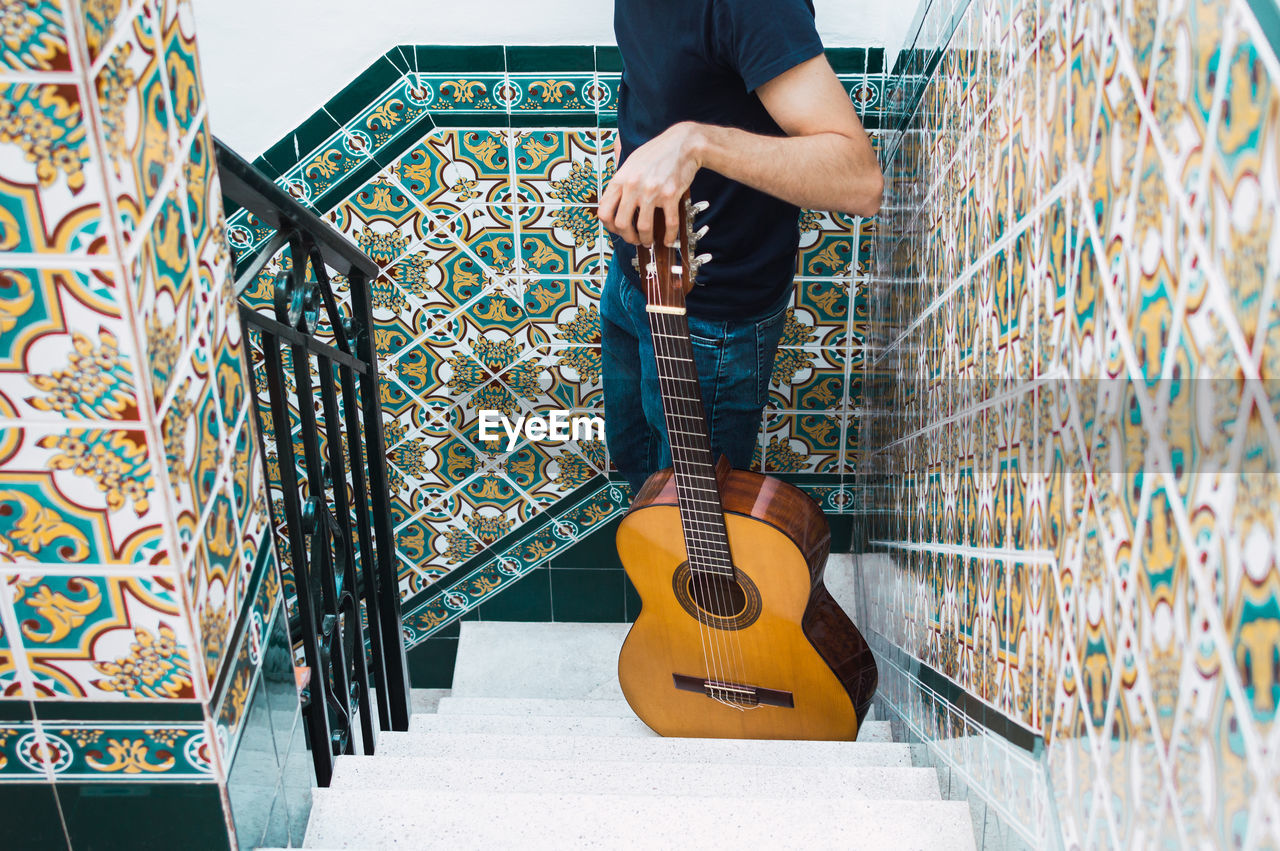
[259,325,336,786]
[349,264,412,731]
[216,136,411,786]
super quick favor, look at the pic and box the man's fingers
[635,197,656,247]
[660,197,680,247]
[597,183,620,234]
[614,188,640,245]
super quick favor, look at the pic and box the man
[598,0,885,495]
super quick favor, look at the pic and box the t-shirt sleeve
[714,0,825,92]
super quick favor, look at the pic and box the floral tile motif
[1,0,72,72]
[505,74,598,114]
[92,2,173,241]
[0,266,137,422]
[33,723,216,779]
[6,572,196,699]
[760,412,844,474]
[192,482,244,689]
[0,724,47,773]
[396,128,511,216]
[0,424,168,565]
[511,128,605,208]
[768,346,849,412]
[0,80,109,257]
[864,0,1280,844]
[135,186,202,411]
[161,0,203,144]
[399,479,630,643]
[79,0,129,64]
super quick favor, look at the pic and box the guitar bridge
[672,673,794,708]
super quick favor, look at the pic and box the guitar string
[644,258,726,701]
[654,308,750,708]
[650,300,745,710]
[652,227,748,709]
[650,316,737,709]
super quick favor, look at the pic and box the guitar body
[613,195,877,741]
[617,462,877,740]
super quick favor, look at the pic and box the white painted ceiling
[192,0,920,157]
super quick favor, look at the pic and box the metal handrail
[216,137,411,786]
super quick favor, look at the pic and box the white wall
[195,0,920,157]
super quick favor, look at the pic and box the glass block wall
[0,1,306,847]
[858,0,1280,845]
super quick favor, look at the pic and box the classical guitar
[615,195,878,740]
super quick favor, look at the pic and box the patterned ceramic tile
[0,266,137,422]
[0,0,72,73]
[91,0,173,241]
[0,79,110,257]
[862,0,1280,845]
[0,424,170,565]
[7,572,197,699]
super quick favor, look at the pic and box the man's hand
[598,122,703,246]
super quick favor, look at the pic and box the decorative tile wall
[0,0,305,847]
[228,45,886,652]
[860,0,1280,845]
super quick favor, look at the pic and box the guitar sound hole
[686,574,747,618]
[671,563,762,630]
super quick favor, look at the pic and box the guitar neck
[647,309,733,579]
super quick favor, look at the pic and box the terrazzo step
[406,711,894,741]
[451,622,631,700]
[303,790,976,850]
[435,696,641,717]
[374,731,913,767]
[434,696,879,727]
[329,755,941,800]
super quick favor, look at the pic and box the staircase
[284,559,977,849]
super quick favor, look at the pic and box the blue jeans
[601,255,791,496]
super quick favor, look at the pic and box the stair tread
[435,696,881,725]
[408,712,893,741]
[329,755,940,800]
[304,789,975,850]
[375,730,912,767]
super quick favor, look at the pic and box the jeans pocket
[754,303,789,407]
[686,314,726,347]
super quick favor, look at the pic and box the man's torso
[611,0,823,320]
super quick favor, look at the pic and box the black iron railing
[215,139,411,786]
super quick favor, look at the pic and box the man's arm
[598,54,884,247]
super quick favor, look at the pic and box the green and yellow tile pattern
[231,46,886,647]
[863,0,1280,845]
[0,0,302,846]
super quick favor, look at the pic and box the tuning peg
[689,199,710,214]
[694,225,709,241]
[688,252,712,287]
[631,255,640,273]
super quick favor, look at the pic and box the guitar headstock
[635,193,712,312]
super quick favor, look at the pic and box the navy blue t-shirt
[612,0,824,320]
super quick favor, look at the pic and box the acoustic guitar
[615,194,878,740]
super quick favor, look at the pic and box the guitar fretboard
[647,311,733,579]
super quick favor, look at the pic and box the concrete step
[303,789,976,850]
[329,755,940,800]
[407,711,894,742]
[374,731,913,767]
[451,621,630,700]
[435,696,640,717]
[435,696,878,727]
